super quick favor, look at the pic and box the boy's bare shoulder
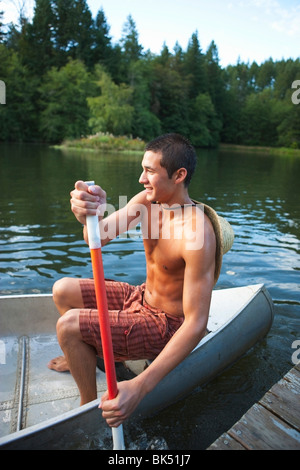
[128,190,150,206]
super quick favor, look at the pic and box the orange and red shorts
[79,279,184,361]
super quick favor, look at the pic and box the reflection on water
[0,143,299,449]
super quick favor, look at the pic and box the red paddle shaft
[85,181,125,450]
[90,248,118,399]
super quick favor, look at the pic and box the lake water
[0,142,299,449]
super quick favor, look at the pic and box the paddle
[85,181,125,450]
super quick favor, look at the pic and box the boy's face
[139,151,176,203]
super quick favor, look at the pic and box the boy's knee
[53,277,69,299]
[56,309,80,345]
[52,277,80,314]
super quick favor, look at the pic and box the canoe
[0,284,274,450]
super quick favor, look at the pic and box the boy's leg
[48,277,86,371]
[56,309,97,405]
[52,277,85,315]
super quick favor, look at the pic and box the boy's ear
[174,167,187,184]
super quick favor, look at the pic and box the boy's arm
[70,180,147,245]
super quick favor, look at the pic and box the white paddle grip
[85,181,101,249]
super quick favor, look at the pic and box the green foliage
[0,10,5,43]
[39,59,93,142]
[1,2,300,149]
[128,60,161,140]
[188,93,222,147]
[0,45,39,141]
[61,133,145,152]
[88,65,134,135]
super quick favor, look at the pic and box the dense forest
[0,0,300,148]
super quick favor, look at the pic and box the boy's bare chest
[143,237,185,273]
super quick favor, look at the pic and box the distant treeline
[0,1,300,148]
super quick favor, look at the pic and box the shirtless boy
[49,133,217,428]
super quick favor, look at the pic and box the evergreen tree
[74,0,94,67]
[0,9,5,43]
[173,42,184,74]
[184,31,207,98]
[25,0,56,74]
[129,58,161,140]
[157,42,171,66]
[256,58,275,90]
[120,14,143,63]
[52,0,94,67]
[274,59,300,100]
[277,82,300,148]
[205,41,225,116]
[92,8,113,69]
[151,53,189,136]
[119,14,143,82]
[221,61,252,143]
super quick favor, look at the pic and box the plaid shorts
[79,279,184,361]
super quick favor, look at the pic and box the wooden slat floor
[208,363,300,450]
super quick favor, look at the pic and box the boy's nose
[139,170,148,184]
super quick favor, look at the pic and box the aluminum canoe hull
[0,284,274,449]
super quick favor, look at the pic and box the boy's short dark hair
[145,133,197,187]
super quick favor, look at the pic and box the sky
[2,0,300,67]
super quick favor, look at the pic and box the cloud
[270,6,300,37]
[246,0,300,37]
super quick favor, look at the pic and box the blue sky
[2,0,300,66]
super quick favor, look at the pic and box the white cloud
[270,6,300,37]
[245,0,300,37]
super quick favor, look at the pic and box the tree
[188,93,222,147]
[205,41,225,117]
[220,62,253,144]
[52,0,94,67]
[0,45,39,141]
[118,14,143,82]
[120,14,143,64]
[24,0,56,74]
[88,65,134,135]
[39,59,92,142]
[92,8,113,68]
[173,42,184,74]
[0,9,5,42]
[184,31,207,99]
[128,59,161,140]
[150,55,189,135]
[274,59,300,100]
[157,42,171,66]
[277,97,300,148]
[239,89,279,146]
[256,58,275,90]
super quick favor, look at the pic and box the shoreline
[34,134,300,157]
[54,133,146,154]
[219,143,300,157]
